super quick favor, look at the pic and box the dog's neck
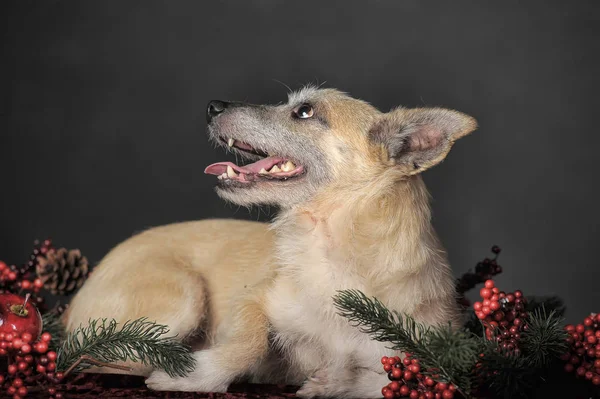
[271,175,447,279]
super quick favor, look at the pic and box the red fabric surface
[26,373,300,398]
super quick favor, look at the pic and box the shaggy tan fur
[63,87,477,398]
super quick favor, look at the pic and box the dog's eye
[293,103,314,119]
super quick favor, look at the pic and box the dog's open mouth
[204,139,305,184]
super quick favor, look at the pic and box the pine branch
[476,306,568,399]
[333,289,478,395]
[56,317,196,378]
[520,306,568,367]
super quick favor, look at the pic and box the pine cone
[36,248,90,295]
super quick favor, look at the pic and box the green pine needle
[333,289,477,395]
[520,306,568,367]
[56,317,196,378]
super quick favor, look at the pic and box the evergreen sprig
[56,317,196,378]
[333,289,478,395]
[520,306,568,367]
[333,289,571,399]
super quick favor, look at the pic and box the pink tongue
[204,157,284,176]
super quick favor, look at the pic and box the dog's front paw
[146,349,234,393]
[296,369,333,398]
[145,369,229,393]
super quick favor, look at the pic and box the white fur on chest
[265,222,402,375]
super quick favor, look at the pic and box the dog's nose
[207,100,227,123]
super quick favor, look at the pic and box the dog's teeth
[227,138,235,147]
[219,173,228,179]
[227,165,238,178]
[259,168,268,174]
[217,175,223,180]
[270,165,281,173]
[281,161,296,172]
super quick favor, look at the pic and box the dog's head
[204,86,477,208]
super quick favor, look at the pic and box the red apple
[0,293,43,341]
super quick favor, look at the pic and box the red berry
[47,351,57,361]
[383,389,394,399]
[436,382,448,391]
[41,332,52,342]
[473,302,482,311]
[565,324,576,332]
[33,279,43,289]
[404,371,414,381]
[381,356,389,364]
[389,381,400,392]
[6,386,16,395]
[36,341,48,353]
[410,390,419,399]
[586,371,594,380]
[21,332,33,343]
[584,317,594,327]
[588,336,597,344]
[425,377,435,386]
[570,355,580,365]
[593,375,600,385]
[565,363,575,372]
[384,364,392,372]
[514,290,522,298]
[36,364,46,373]
[21,280,32,290]
[17,387,27,397]
[391,368,403,379]
[442,390,454,399]
[55,392,64,399]
[576,324,585,334]
[17,361,28,371]
[8,364,17,374]
[484,280,495,289]
[400,385,410,396]
[490,301,501,311]
[480,288,492,299]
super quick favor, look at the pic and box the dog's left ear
[369,107,477,175]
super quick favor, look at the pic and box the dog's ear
[369,107,477,175]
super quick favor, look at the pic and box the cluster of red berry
[562,313,600,386]
[473,279,527,355]
[0,239,53,313]
[0,330,62,398]
[0,252,63,399]
[381,354,457,399]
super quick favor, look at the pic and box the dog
[63,86,477,398]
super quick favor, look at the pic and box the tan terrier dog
[64,86,477,398]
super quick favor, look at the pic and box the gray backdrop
[2,1,599,323]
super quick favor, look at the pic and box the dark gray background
[1,1,599,323]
